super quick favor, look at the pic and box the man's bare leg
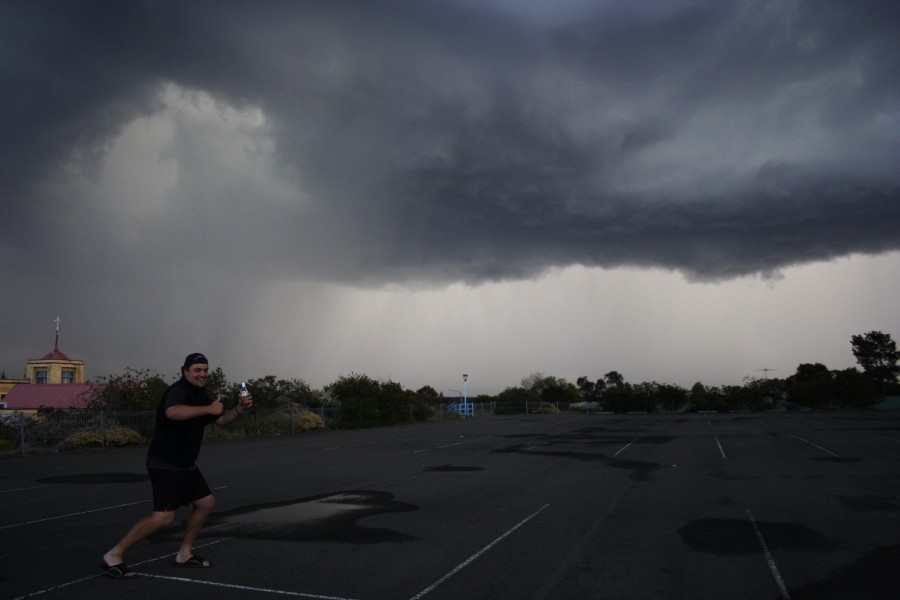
[174,494,214,566]
[102,511,177,574]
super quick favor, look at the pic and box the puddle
[836,495,900,512]
[426,465,484,472]
[225,493,372,524]
[606,458,662,481]
[679,518,836,554]
[493,447,606,462]
[707,469,746,481]
[155,490,419,544]
[36,472,148,484]
[490,446,661,479]
[635,436,675,444]
[790,545,900,599]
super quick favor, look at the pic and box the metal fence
[0,408,343,456]
[0,401,594,456]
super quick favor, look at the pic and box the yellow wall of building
[0,378,27,402]
[26,360,85,384]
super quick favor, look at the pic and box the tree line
[80,331,899,425]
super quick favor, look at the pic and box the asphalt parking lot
[2,412,899,599]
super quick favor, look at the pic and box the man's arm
[215,394,253,427]
[166,397,224,421]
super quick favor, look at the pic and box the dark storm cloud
[2,0,899,287]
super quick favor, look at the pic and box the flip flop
[99,562,137,579]
[173,554,210,568]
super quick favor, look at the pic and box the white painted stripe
[715,436,727,459]
[0,499,149,530]
[408,503,551,600]
[412,437,490,453]
[11,573,100,599]
[10,536,235,600]
[325,442,375,451]
[788,434,839,457]
[0,485,227,530]
[613,438,638,457]
[0,484,55,494]
[746,509,791,599]
[142,573,360,599]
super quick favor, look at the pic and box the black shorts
[147,466,212,511]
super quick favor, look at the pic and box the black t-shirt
[147,376,218,468]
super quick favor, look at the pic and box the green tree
[327,373,382,428]
[576,376,605,402]
[604,371,625,389]
[521,373,579,405]
[84,367,170,411]
[851,331,900,392]
[415,385,439,401]
[832,367,881,409]
[737,376,784,411]
[604,383,637,413]
[244,376,315,409]
[205,367,230,400]
[787,363,834,409]
[326,373,422,428]
[689,382,732,412]
[496,386,535,413]
[654,382,689,412]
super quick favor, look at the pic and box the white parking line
[141,573,360,599]
[0,484,55,494]
[788,434,839,457]
[746,509,791,599]
[408,503,551,600]
[0,486,227,530]
[0,499,149,530]
[613,438,639,457]
[10,536,235,600]
[715,436,727,459]
[412,437,490,453]
[325,442,375,451]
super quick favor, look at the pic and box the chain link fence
[0,400,590,457]
[0,407,338,456]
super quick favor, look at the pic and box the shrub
[530,402,560,415]
[0,437,17,454]
[105,426,145,446]
[296,411,325,431]
[65,426,144,448]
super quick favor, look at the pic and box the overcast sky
[2,0,898,395]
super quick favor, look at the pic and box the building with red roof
[0,318,93,412]
[1,383,93,411]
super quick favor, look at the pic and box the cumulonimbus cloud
[2,0,898,287]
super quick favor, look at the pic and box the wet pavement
[2,412,899,599]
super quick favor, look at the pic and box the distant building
[25,342,85,385]
[0,376,29,404]
[0,319,93,412]
[1,383,93,412]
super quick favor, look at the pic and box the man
[100,353,252,579]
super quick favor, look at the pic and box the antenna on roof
[54,316,61,351]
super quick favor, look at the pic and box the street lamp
[463,374,468,416]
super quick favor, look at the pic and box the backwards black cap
[183,353,208,368]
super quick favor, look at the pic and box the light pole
[463,374,468,416]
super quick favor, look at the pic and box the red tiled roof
[39,349,73,361]
[2,384,95,410]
